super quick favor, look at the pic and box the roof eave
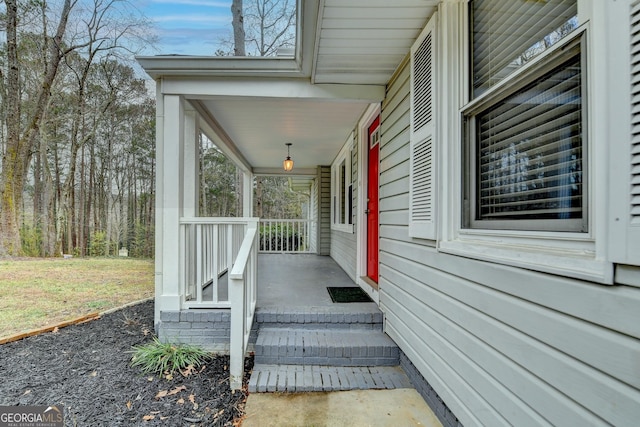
[137,0,321,81]
[135,56,306,80]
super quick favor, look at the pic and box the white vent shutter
[409,13,437,239]
[413,33,433,133]
[633,1,640,224]
[628,1,640,263]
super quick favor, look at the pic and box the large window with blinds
[464,0,586,232]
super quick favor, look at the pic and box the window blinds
[472,0,578,97]
[476,53,583,223]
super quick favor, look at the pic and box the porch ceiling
[200,96,369,171]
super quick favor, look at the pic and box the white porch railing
[229,221,258,390]
[180,218,252,308]
[259,219,314,253]
[179,217,259,391]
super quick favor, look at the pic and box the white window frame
[464,33,587,233]
[331,136,354,232]
[438,1,613,284]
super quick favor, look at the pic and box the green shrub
[130,337,211,376]
[130,223,154,258]
[20,224,43,257]
[259,224,303,251]
[89,231,108,256]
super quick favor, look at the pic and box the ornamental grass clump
[130,337,211,376]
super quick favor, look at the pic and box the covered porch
[147,72,386,389]
[158,249,396,391]
[139,0,437,392]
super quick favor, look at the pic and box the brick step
[254,307,383,331]
[254,328,399,366]
[248,364,412,393]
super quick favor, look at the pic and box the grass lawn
[0,257,154,340]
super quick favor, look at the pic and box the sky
[137,0,234,56]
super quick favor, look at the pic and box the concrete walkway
[241,388,443,427]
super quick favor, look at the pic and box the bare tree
[0,0,154,256]
[57,0,154,255]
[245,0,296,56]
[0,0,76,255]
[223,0,295,57]
[231,0,245,56]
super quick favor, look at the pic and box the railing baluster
[257,219,316,254]
[180,224,186,301]
[218,225,224,277]
[212,224,219,303]
[227,224,233,272]
[196,224,203,303]
[204,224,210,286]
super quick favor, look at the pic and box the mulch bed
[0,300,252,426]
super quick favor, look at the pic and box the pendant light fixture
[283,143,294,172]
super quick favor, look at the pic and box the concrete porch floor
[257,253,373,310]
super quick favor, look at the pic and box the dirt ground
[0,300,252,426]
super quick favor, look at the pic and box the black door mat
[327,287,373,303]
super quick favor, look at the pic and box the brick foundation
[158,309,257,353]
[400,351,463,427]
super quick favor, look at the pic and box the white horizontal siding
[379,58,640,427]
[331,230,357,282]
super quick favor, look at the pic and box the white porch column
[243,170,253,217]
[183,104,199,217]
[158,94,184,313]
[154,81,164,327]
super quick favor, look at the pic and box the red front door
[367,116,380,283]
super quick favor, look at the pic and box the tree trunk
[78,143,86,256]
[232,0,246,56]
[0,0,24,255]
[104,134,113,256]
[236,169,243,216]
[40,129,57,256]
[0,0,73,255]
[256,177,263,218]
[33,141,43,255]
